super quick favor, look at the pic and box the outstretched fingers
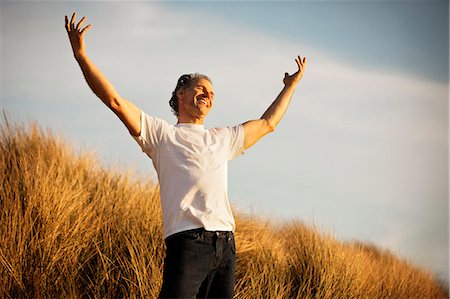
[77,16,91,34]
[76,17,86,30]
[295,55,307,71]
[283,54,307,85]
[80,24,92,34]
[64,15,71,32]
[70,12,76,31]
[64,12,75,32]
[65,12,91,34]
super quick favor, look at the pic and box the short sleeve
[132,111,169,159]
[227,124,245,160]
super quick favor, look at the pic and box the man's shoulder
[141,111,173,127]
[209,125,244,140]
[139,112,177,141]
[209,126,230,135]
[210,124,242,131]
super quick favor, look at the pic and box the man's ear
[176,88,184,104]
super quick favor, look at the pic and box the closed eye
[196,85,214,98]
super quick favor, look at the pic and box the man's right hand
[65,12,91,59]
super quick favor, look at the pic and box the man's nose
[205,90,213,100]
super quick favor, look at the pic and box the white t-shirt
[133,111,245,238]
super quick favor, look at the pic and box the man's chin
[197,107,210,116]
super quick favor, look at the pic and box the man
[65,12,306,299]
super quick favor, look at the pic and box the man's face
[178,78,215,121]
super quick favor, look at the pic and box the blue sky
[1,0,448,284]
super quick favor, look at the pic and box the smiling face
[177,78,215,124]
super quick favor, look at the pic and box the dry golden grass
[1,117,448,298]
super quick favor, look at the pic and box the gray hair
[169,73,212,117]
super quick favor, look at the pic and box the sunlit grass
[1,117,447,298]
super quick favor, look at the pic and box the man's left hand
[283,54,307,87]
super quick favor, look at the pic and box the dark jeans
[158,228,236,299]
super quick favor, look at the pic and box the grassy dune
[0,118,448,298]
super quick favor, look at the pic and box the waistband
[168,227,234,240]
[193,228,234,239]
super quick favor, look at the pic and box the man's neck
[177,115,205,125]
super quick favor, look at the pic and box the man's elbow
[264,119,276,133]
[109,97,123,112]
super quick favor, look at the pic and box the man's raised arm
[65,12,141,136]
[242,54,307,149]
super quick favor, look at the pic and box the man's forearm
[241,83,297,149]
[261,83,297,129]
[261,55,306,128]
[75,53,122,109]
